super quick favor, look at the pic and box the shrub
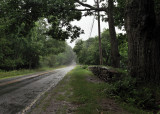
[105,76,157,110]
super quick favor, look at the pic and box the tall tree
[75,0,120,67]
[108,0,120,67]
[0,0,83,41]
[0,0,84,70]
[97,0,103,65]
[74,29,116,65]
[125,0,160,83]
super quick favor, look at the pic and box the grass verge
[0,65,66,80]
[31,66,149,114]
[68,66,100,114]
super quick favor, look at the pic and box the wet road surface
[0,65,75,114]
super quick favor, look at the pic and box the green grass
[31,66,153,114]
[66,66,152,114]
[69,67,99,113]
[35,73,73,112]
[32,66,107,113]
[0,65,66,80]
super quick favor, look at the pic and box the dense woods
[73,29,128,68]
[74,0,160,84]
[74,0,160,111]
[0,0,80,70]
[0,18,75,70]
[0,0,160,112]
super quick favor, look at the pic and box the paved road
[0,65,75,114]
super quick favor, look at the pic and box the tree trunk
[108,0,120,68]
[125,0,160,83]
[97,0,103,65]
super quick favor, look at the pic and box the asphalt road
[0,65,75,114]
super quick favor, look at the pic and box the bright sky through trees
[67,0,107,48]
[67,0,125,48]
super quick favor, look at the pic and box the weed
[105,75,157,111]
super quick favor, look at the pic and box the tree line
[74,0,160,84]
[0,0,160,84]
[0,0,80,70]
[73,29,128,68]
[0,15,75,70]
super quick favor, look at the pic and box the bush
[106,76,157,110]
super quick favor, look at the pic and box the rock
[88,66,122,82]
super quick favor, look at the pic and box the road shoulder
[29,66,130,114]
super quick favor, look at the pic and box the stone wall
[88,66,122,82]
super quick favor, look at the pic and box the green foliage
[105,76,157,110]
[0,0,82,70]
[117,33,128,68]
[40,44,76,67]
[57,45,76,65]
[0,0,83,40]
[73,29,111,65]
[114,0,126,29]
[74,29,128,68]
[0,18,68,70]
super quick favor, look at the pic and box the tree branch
[70,8,96,12]
[75,0,106,12]
[75,0,95,9]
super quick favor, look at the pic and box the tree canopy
[1,0,160,83]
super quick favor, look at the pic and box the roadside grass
[69,66,154,114]
[31,66,102,114]
[31,66,152,114]
[37,71,72,109]
[68,67,98,114]
[0,65,66,80]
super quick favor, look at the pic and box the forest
[0,0,160,113]
[73,29,128,68]
[0,1,77,70]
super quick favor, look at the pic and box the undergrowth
[82,65,156,113]
[69,66,151,114]
[105,75,159,113]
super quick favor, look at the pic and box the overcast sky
[67,15,108,48]
[66,0,108,48]
[66,0,124,48]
